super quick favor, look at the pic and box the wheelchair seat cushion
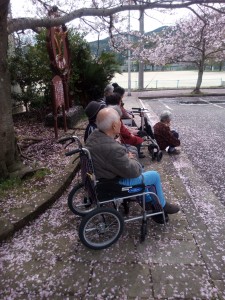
[95,178,145,202]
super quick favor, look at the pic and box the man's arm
[106,145,142,179]
[164,127,180,147]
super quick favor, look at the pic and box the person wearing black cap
[84,101,106,142]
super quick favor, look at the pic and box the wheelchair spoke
[68,182,97,216]
[79,208,124,250]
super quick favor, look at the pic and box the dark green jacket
[86,130,142,180]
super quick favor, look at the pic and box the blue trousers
[119,171,166,207]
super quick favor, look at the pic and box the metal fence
[113,78,225,90]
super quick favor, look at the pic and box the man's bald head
[96,107,121,134]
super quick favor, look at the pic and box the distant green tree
[69,31,121,107]
[9,32,52,114]
[9,30,121,111]
[9,46,37,112]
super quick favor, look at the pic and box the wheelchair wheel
[157,151,163,162]
[79,207,124,250]
[148,144,157,161]
[68,183,97,216]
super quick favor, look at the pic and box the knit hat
[85,101,106,121]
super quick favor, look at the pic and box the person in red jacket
[105,93,146,158]
[153,111,180,154]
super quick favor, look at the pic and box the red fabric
[120,122,143,146]
[153,122,180,150]
[120,106,132,119]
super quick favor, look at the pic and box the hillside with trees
[89,26,167,66]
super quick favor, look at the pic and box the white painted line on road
[199,97,225,109]
[139,98,159,125]
[211,103,225,109]
[159,100,173,111]
[198,98,209,103]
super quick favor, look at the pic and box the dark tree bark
[192,38,206,94]
[0,0,20,179]
[192,61,204,94]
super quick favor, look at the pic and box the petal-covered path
[1,89,225,299]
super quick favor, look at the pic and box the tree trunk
[0,0,20,179]
[192,61,204,94]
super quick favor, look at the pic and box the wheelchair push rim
[68,182,97,216]
[79,207,124,250]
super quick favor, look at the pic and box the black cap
[85,101,106,121]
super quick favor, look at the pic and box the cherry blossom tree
[1,0,225,179]
[131,8,225,93]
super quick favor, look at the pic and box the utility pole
[138,9,144,90]
[127,6,131,96]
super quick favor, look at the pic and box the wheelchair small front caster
[140,220,147,243]
[157,151,163,162]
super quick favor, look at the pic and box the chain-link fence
[112,71,225,90]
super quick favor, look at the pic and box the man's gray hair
[160,110,172,122]
[108,105,122,117]
[96,107,120,132]
[104,84,114,95]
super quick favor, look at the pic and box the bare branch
[186,6,207,22]
[8,1,225,34]
[201,4,225,13]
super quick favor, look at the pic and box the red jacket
[153,122,180,150]
[120,122,143,146]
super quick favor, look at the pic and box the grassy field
[112,70,225,89]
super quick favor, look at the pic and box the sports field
[112,70,225,89]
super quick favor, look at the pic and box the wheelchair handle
[65,149,81,156]
[58,136,73,144]
[132,107,149,112]
[58,135,83,148]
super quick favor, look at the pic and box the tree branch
[8,1,225,34]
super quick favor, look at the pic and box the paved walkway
[1,88,225,299]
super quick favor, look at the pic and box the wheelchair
[59,136,166,250]
[131,107,163,162]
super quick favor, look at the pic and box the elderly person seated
[153,110,180,155]
[106,93,146,158]
[85,107,180,223]
[84,101,106,142]
[113,85,135,122]
[97,84,114,103]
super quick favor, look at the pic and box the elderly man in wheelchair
[86,107,179,215]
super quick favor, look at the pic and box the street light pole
[127,7,131,96]
[138,9,144,90]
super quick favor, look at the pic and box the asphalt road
[141,95,225,206]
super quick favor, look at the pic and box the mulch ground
[0,112,87,219]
